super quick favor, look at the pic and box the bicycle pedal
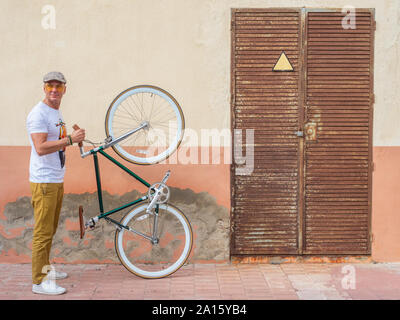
[78,205,85,239]
[85,218,97,230]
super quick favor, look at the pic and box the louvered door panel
[231,9,301,254]
[303,10,374,254]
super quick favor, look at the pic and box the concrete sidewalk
[1,262,400,300]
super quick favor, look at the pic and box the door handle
[294,123,317,140]
[304,122,317,141]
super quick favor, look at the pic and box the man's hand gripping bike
[75,85,192,279]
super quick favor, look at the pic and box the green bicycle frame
[89,147,152,228]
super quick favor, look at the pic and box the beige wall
[1,0,400,262]
[0,0,399,147]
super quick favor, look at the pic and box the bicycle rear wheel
[105,85,185,165]
[115,203,193,279]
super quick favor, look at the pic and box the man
[26,71,85,295]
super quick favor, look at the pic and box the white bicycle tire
[115,203,193,279]
[105,85,185,165]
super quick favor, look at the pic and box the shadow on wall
[0,188,229,263]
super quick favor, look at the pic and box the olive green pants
[30,182,64,284]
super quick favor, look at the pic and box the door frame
[230,7,375,257]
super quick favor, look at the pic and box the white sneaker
[32,279,67,295]
[47,269,68,280]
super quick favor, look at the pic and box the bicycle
[75,85,193,279]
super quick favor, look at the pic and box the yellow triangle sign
[273,52,294,72]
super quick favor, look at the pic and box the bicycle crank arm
[146,170,172,214]
[161,170,171,184]
[146,192,160,214]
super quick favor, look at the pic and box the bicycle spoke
[148,93,156,123]
[119,102,140,123]
[131,94,146,120]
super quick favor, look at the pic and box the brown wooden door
[231,8,374,256]
[231,8,302,255]
[302,10,375,254]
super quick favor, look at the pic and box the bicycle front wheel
[115,203,193,279]
[105,85,185,165]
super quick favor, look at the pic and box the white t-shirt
[26,101,67,183]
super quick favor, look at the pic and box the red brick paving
[1,262,400,300]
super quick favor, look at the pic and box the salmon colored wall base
[0,146,231,264]
[1,146,400,262]
[371,147,400,262]
[0,146,231,221]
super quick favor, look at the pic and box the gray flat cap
[43,71,67,84]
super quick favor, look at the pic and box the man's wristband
[67,135,73,146]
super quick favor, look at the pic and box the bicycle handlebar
[72,124,86,157]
